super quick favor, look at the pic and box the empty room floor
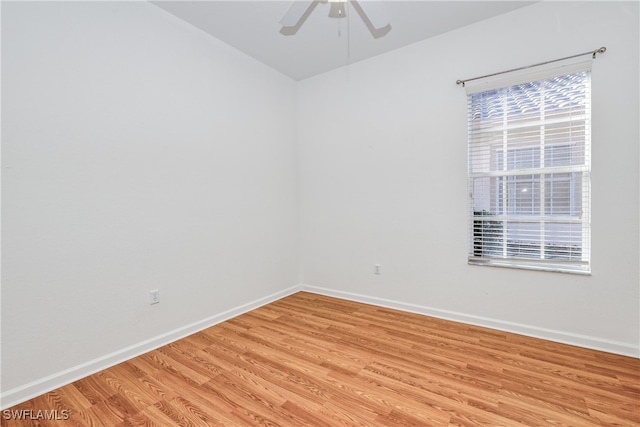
[3,292,639,426]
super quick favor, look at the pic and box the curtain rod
[456,47,606,87]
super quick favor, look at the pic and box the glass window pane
[506,175,540,215]
[506,222,541,259]
[468,70,590,270]
[543,223,583,260]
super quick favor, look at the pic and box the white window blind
[467,66,591,274]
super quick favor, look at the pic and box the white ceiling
[152,1,535,81]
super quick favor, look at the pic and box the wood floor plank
[3,291,639,426]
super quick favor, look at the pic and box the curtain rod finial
[593,47,606,58]
[456,80,465,87]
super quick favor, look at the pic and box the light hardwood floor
[2,292,639,426]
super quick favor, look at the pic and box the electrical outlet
[374,264,381,275]
[149,289,160,305]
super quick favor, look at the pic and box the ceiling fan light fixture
[328,2,347,18]
[280,0,391,38]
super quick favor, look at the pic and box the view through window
[467,70,591,273]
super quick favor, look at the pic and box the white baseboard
[299,284,640,359]
[3,283,637,409]
[0,286,300,410]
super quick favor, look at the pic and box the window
[467,69,591,274]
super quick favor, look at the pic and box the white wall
[1,1,298,406]
[298,1,640,356]
[2,0,639,411]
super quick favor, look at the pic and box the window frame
[466,66,591,274]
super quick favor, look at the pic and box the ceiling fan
[279,0,392,38]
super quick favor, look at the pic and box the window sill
[468,258,591,275]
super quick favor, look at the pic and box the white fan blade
[279,0,316,27]
[353,0,389,30]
